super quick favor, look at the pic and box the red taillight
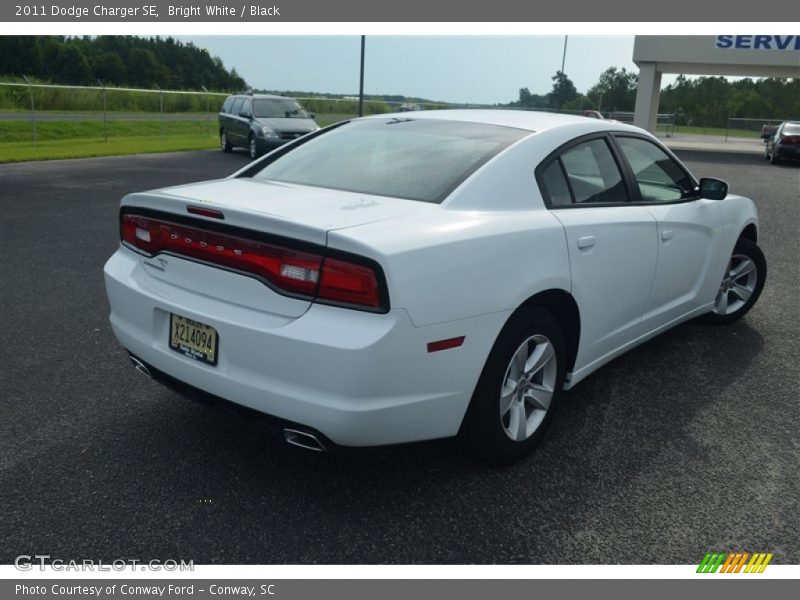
[318,257,381,308]
[121,213,386,310]
[780,135,800,145]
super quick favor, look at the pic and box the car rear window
[783,123,800,135]
[250,118,529,203]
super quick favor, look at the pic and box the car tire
[769,148,780,165]
[220,131,232,153]
[459,306,566,462]
[700,237,766,325]
[249,134,259,160]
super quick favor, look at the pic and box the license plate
[169,314,218,365]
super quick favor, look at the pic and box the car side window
[540,160,572,206]
[559,138,628,204]
[240,99,251,117]
[229,98,243,115]
[615,136,696,203]
[221,97,234,113]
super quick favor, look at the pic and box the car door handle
[661,229,674,242]
[577,235,596,249]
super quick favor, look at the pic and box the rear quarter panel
[328,210,571,327]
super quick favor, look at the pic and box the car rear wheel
[701,237,766,324]
[220,131,232,153]
[460,306,566,462]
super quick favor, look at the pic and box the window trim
[535,132,636,209]
[536,131,702,210]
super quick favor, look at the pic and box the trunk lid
[122,177,430,318]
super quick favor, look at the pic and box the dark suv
[219,94,319,159]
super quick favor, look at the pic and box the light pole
[560,35,568,74]
[358,35,365,117]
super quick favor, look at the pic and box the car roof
[359,108,641,134]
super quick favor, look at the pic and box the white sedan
[104,110,766,461]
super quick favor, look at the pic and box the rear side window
[559,138,628,205]
[251,119,529,204]
[229,98,243,115]
[221,97,234,113]
[540,161,572,206]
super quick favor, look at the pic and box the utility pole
[560,36,568,74]
[358,35,365,117]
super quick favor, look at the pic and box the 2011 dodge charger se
[104,110,766,460]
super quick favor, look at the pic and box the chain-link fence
[1,81,228,146]
[725,117,793,141]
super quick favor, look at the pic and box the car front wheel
[702,237,766,324]
[460,306,566,462]
[249,134,259,160]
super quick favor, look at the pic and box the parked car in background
[219,93,319,159]
[764,121,800,164]
[760,123,778,140]
[105,110,766,461]
[399,103,422,112]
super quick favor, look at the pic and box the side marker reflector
[427,336,465,353]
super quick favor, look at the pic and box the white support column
[633,62,662,133]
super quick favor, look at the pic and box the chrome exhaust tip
[129,355,152,379]
[283,428,327,452]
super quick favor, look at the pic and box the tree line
[0,36,247,92]
[510,68,799,127]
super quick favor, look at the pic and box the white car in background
[104,110,766,461]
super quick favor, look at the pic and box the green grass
[1,134,218,163]
[1,118,213,143]
[0,110,395,163]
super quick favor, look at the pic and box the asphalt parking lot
[1,148,798,564]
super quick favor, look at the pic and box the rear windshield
[251,118,529,203]
[783,123,800,135]
[253,98,310,119]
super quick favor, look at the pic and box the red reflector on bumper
[427,336,465,353]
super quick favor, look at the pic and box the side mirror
[699,177,728,200]
[239,111,251,119]
[309,112,316,119]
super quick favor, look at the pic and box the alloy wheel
[499,334,557,442]
[712,253,758,315]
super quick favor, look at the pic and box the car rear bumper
[104,247,506,447]
[776,144,800,160]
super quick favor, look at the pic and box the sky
[179,36,674,104]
